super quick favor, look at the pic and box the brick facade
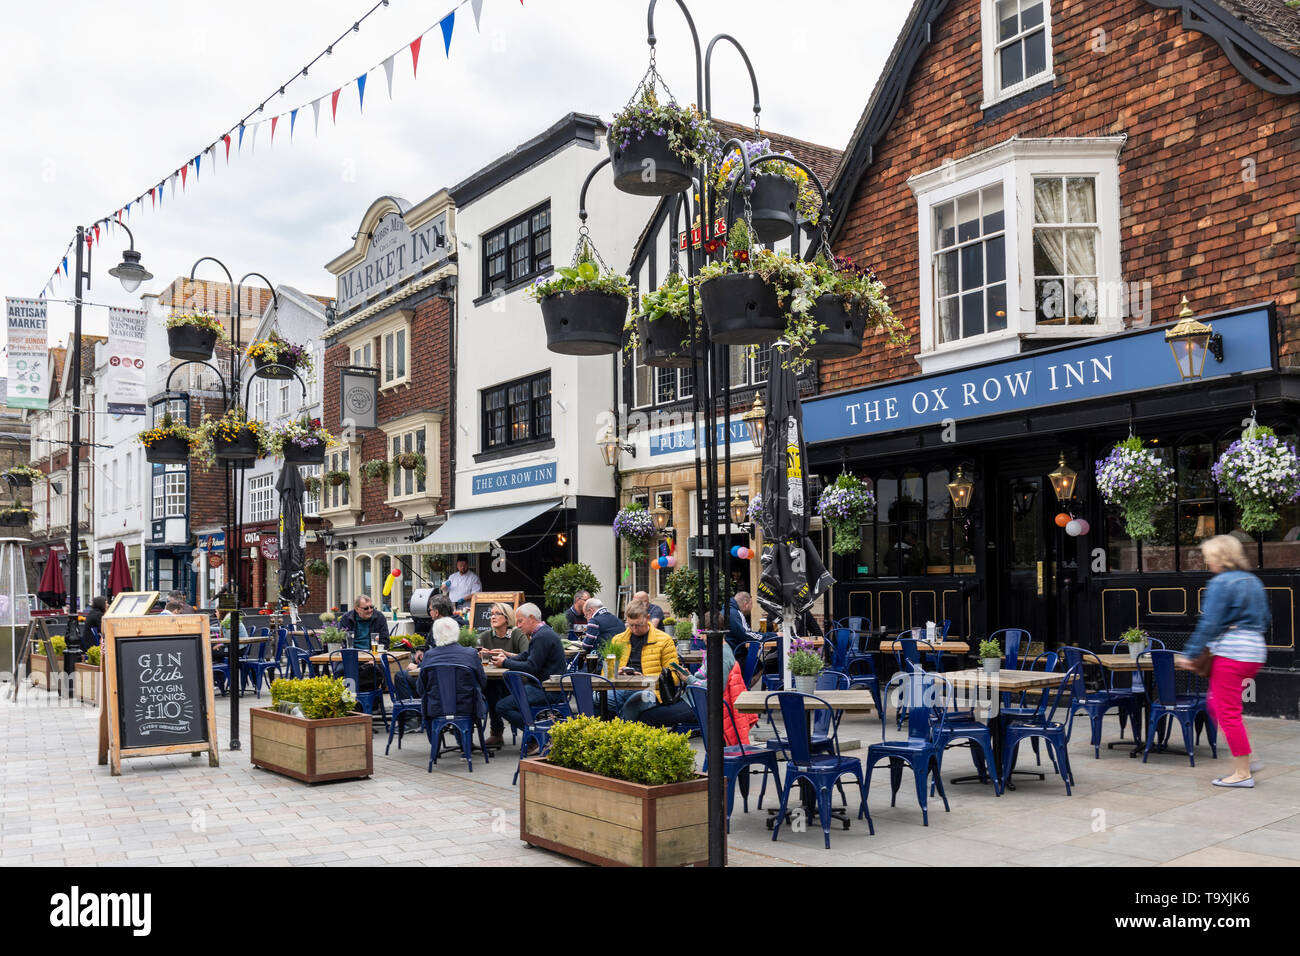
[821,0,1300,393]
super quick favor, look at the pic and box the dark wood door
[994,476,1051,644]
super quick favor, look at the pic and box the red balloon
[391,568,401,577]
[1055,513,1071,528]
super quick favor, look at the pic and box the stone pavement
[4,676,1300,867]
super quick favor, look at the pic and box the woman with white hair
[1178,534,1270,788]
[417,617,487,725]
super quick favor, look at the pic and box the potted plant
[715,140,820,243]
[324,469,351,488]
[1096,436,1176,540]
[816,474,876,556]
[30,634,67,689]
[520,716,707,866]
[304,474,323,495]
[613,501,657,561]
[547,613,570,636]
[138,412,195,464]
[267,417,336,465]
[674,619,694,656]
[75,643,101,704]
[805,255,906,360]
[393,450,428,483]
[1211,423,1300,534]
[696,219,787,347]
[526,239,634,356]
[0,506,34,528]
[305,558,329,577]
[788,637,825,694]
[246,330,310,380]
[458,626,479,648]
[166,311,227,362]
[627,272,702,369]
[322,626,347,653]
[2,464,44,488]
[542,563,603,613]
[662,566,702,620]
[193,407,266,466]
[979,640,1002,675]
[318,610,337,625]
[1121,627,1150,657]
[608,86,720,197]
[361,458,391,485]
[251,676,372,783]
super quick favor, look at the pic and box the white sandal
[1212,776,1255,788]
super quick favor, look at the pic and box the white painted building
[90,338,148,602]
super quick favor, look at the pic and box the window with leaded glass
[482,203,551,294]
[482,371,551,451]
[933,185,1007,344]
[989,0,1050,96]
[1033,176,1099,325]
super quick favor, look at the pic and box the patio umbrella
[36,551,65,609]
[106,540,133,597]
[276,463,308,612]
[755,357,834,687]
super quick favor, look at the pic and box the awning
[394,498,563,555]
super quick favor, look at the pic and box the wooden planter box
[249,707,373,783]
[519,759,710,867]
[74,662,100,704]
[29,651,57,691]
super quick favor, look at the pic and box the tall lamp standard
[64,222,153,658]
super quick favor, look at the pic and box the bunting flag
[62,257,68,276]
[411,36,422,78]
[357,73,367,113]
[290,108,299,141]
[238,123,246,151]
[331,88,341,123]
[383,55,395,99]
[208,144,218,171]
[224,134,232,162]
[312,96,323,134]
[249,122,260,153]
[472,0,484,30]
[181,164,188,189]
[194,152,201,178]
[94,224,101,244]
[440,11,455,55]
[270,115,279,145]
[169,173,177,199]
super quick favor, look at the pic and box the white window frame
[382,411,442,515]
[251,378,269,423]
[249,473,275,523]
[909,137,1125,374]
[302,464,321,518]
[152,465,186,520]
[981,0,1055,109]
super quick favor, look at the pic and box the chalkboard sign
[98,614,219,776]
[469,591,525,631]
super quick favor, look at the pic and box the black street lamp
[318,528,335,551]
[106,223,153,293]
[407,514,429,542]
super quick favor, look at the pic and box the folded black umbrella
[276,464,308,608]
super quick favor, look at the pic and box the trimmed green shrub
[548,613,570,635]
[663,567,702,619]
[546,716,697,786]
[269,676,357,720]
[85,644,102,666]
[542,563,602,613]
[674,620,694,642]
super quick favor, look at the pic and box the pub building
[803,0,1300,714]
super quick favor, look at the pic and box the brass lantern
[1164,296,1223,381]
[729,494,748,526]
[651,496,671,532]
[742,394,766,451]
[946,466,974,513]
[1048,453,1077,504]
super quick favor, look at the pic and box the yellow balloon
[382,572,396,597]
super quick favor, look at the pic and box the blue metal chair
[560,672,615,717]
[685,685,779,831]
[379,653,425,755]
[1109,638,1165,739]
[941,619,952,639]
[866,671,951,825]
[212,658,231,696]
[422,663,490,772]
[283,646,311,680]
[767,691,872,848]
[1000,664,1080,794]
[328,648,389,730]
[1061,645,1141,758]
[734,639,767,690]
[892,637,939,727]
[242,630,286,698]
[1000,650,1059,771]
[989,628,1031,669]
[829,628,884,723]
[1140,650,1216,766]
[503,671,566,785]
[929,674,1002,796]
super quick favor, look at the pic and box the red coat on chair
[723,662,759,746]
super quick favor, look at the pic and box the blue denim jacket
[1182,570,1271,658]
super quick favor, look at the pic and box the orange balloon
[1055,513,1071,527]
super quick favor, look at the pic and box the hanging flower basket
[716,141,820,244]
[1095,436,1175,541]
[698,273,785,346]
[268,417,336,464]
[0,508,33,528]
[165,312,225,362]
[325,470,351,488]
[608,86,719,198]
[610,131,694,197]
[214,426,262,462]
[139,413,195,464]
[746,174,799,243]
[361,459,391,484]
[193,407,266,468]
[613,502,657,561]
[817,474,876,556]
[805,295,867,360]
[528,236,633,357]
[636,312,701,369]
[247,331,310,380]
[1211,424,1300,534]
[2,465,44,488]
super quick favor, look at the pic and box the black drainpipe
[434,275,458,513]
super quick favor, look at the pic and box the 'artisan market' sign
[472,463,556,495]
[802,307,1274,444]
[335,211,449,314]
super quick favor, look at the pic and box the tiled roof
[1216,0,1300,55]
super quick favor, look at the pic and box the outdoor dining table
[310,648,411,679]
[1094,653,1156,757]
[209,633,274,644]
[877,640,970,654]
[939,668,1066,790]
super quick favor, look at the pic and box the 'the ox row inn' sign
[336,211,449,314]
[472,463,557,495]
[802,307,1274,444]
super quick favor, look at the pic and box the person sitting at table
[478,603,528,748]
[726,592,757,652]
[564,590,592,633]
[211,613,250,665]
[583,598,624,643]
[418,617,488,730]
[490,603,567,750]
[409,595,457,666]
[633,591,664,629]
[338,594,390,651]
[605,602,685,718]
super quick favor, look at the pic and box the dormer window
[982,0,1053,107]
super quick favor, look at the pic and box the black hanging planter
[0,511,32,528]
[541,291,628,356]
[167,324,219,362]
[214,427,261,463]
[282,441,326,464]
[637,312,701,369]
[698,274,785,346]
[746,174,798,243]
[253,355,295,380]
[805,295,868,360]
[3,472,33,488]
[144,436,191,465]
[609,133,693,198]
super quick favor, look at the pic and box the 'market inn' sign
[803,307,1274,444]
[335,210,449,314]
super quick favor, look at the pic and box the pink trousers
[1206,657,1262,757]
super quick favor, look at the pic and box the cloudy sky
[2,0,911,347]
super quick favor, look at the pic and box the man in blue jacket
[582,598,625,643]
[418,617,488,726]
[727,591,755,652]
[490,603,567,749]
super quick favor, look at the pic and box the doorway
[994,475,1052,645]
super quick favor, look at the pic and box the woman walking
[1178,535,1270,788]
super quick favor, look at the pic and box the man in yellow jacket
[611,602,693,725]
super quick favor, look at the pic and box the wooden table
[733,690,876,714]
[1094,653,1156,756]
[308,649,411,665]
[1093,653,1154,672]
[543,673,655,691]
[878,640,970,654]
[209,633,273,644]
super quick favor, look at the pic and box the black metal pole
[66,226,85,656]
